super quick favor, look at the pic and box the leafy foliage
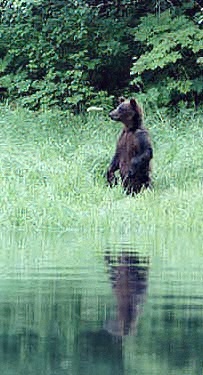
[131,9,203,107]
[0,0,134,110]
[0,0,202,110]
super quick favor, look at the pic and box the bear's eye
[119,105,126,114]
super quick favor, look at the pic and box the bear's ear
[130,98,137,109]
[119,96,125,104]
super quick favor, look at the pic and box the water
[0,230,203,375]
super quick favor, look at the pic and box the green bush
[0,1,202,110]
[130,8,203,107]
[0,0,134,110]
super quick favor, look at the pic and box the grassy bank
[0,104,202,232]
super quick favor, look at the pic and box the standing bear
[107,97,153,194]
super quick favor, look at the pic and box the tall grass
[0,104,202,232]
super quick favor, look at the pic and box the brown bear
[106,97,153,194]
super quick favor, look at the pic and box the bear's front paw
[107,171,118,187]
[107,170,113,183]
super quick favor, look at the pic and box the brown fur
[107,98,153,194]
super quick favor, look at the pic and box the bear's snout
[109,110,120,121]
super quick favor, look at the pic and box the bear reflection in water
[104,251,149,337]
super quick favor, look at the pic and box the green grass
[0,103,202,232]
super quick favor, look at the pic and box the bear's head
[109,97,143,129]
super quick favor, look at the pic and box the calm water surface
[0,230,203,375]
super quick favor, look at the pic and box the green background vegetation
[0,0,203,110]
